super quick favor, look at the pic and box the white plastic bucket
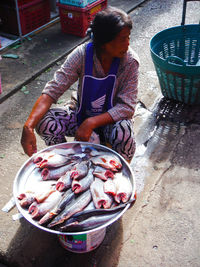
[58,227,106,253]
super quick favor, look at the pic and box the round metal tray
[13,142,136,235]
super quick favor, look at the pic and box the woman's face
[103,27,131,58]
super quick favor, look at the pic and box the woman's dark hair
[90,6,132,50]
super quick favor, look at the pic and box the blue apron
[77,42,120,126]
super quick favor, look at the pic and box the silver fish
[113,173,132,203]
[28,190,63,219]
[71,169,94,194]
[33,151,71,169]
[18,192,35,208]
[103,178,117,196]
[56,171,71,192]
[90,178,113,209]
[61,211,120,231]
[83,200,96,211]
[70,201,129,219]
[90,152,122,172]
[82,146,99,157]
[33,151,52,164]
[18,184,56,207]
[38,189,75,225]
[34,186,56,203]
[93,166,114,181]
[41,162,75,181]
[70,161,90,180]
[53,143,82,156]
[63,200,96,219]
[47,190,92,228]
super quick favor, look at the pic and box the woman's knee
[109,120,136,161]
[111,120,134,142]
[35,110,53,136]
[35,108,70,138]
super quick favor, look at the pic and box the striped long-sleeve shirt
[42,42,139,122]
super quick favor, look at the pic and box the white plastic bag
[89,131,100,144]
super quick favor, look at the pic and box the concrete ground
[0,0,147,103]
[0,0,200,266]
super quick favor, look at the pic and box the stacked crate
[0,0,50,36]
[57,0,107,37]
[59,0,97,7]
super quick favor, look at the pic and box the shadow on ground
[2,216,123,267]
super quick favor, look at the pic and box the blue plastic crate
[59,0,96,8]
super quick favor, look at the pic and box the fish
[33,151,71,169]
[34,144,82,168]
[113,173,132,203]
[60,197,137,231]
[54,143,83,156]
[93,166,114,181]
[71,169,94,194]
[33,151,52,164]
[47,190,92,228]
[61,211,121,231]
[103,178,117,196]
[69,201,129,219]
[38,189,75,225]
[90,178,113,209]
[83,200,96,211]
[56,171,71,192]
[17,183,56,207]
[18,192,35,208]
[41,162,75,181]
[82,146,100,157]
[28,190,63,219]
[34,186,56,203]
[90,152,122,172]
[51,188,75,213]
[70,161,90,180]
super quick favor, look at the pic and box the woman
[21,6,139,162]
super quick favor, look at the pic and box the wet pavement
[0,0,200,266]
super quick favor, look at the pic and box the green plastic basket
[150,24,200,104]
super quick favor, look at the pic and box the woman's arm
[21,44,86,156]
[21,94,54,156]
[108,51,139,121]
[42,44,85,103]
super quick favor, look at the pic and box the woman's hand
[75,112,114,142]
[75,118,95,141]
[20,94,54,157]
[21,126,37,157]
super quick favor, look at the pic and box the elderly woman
[21,6,139,162]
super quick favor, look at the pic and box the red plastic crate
[18,0,34,6]
[19,0,50,35]
[57,0,107,37]
[0,0,29,7]
[59,0,97,8]
[0,0,50,36]
[0,0,31,6]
